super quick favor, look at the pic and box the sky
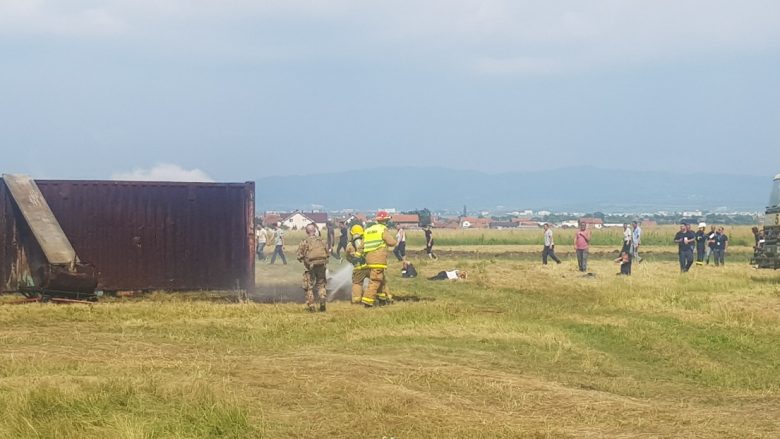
[1,0,779,182]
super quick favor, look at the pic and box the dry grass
[1,248,779,438]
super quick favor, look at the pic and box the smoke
[111,163,214,182]
[327,263,353,301]
[250,260,354,303]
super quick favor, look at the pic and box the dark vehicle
[752,173,780,269]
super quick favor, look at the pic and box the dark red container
[1,179,255,293]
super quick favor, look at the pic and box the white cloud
[0,1,127,37]
[2,0,779,73]
[111,164,214,182]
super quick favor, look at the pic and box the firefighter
[296,223,330,312]
[345,224,369,304]
[361,211,397,307]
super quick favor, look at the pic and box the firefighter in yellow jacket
[345,224,369,304]
[361,211,397,307]
[296,223,330,312]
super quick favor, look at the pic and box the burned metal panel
[3,175,77,265]
[245,181,256,294]
[29,180,255,292]
[1,179,254,293]
[0,181,12,291]
[0,180,52,292]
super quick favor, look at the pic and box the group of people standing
[542,221,643,275]
[542,219,732,275]
[256,219,355,268]
[255,222,288,265]
[676,222,728,272]
[325,220,349,259]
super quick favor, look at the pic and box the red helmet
[375,210,391,222]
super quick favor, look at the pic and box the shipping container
[1,179,255,293]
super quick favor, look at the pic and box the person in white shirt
[631,221,643,263]
[393,225,406,261]
[542,223,561,265]
[255,226,268,260]
[428,270,467,280]
[622,224,632,253]
[269,223,287,265]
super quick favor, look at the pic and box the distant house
[512,218,541,228]
[262,213,282,227]
[392,214,420,228]
[280,212,328,230]
[579,217,604,229]
[460,217,491,229]
[435,217,460,229]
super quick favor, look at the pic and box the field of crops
[1,228,778,438]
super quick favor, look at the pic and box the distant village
[259,207,762,230]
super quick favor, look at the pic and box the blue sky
[1,1,778,182]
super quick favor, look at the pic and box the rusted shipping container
[1,179,255,293]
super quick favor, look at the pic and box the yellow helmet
[350,224,364,236]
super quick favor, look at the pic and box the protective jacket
[296,235,329,267]
[346,236,367,270]
[363,223,397,268]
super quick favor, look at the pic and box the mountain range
[254,167,774,213]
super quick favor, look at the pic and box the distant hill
[254,166,772,213]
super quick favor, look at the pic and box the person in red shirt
[574,222,591,272]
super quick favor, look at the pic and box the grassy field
[404,225,758,247]
[286,225,759,247]
[2,241,779,438]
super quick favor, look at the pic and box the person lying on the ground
[401,260,417,278]
[427,270,467,281]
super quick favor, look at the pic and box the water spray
[327,264,354,301]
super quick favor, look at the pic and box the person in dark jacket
[674,223,696,272]
[705,225,717,264]
[334,221,349,258]
[752,226,761,256]
[393,224,407,261]
[712,227,729,266]
[401,259,417,278]
[424,225,438,260]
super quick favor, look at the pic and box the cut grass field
[2,248,779,438]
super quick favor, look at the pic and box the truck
[752,173,780,269]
